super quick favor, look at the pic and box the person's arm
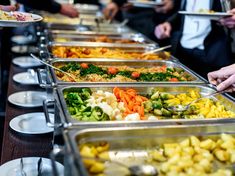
[208,64,235,92]
[219,8,235,28]
[16,0,61,13]
[16,0,78,17]
[103,0,127,20]
[154,0,181,39]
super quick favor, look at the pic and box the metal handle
[50,144,78,176]
[50,145,64,176]
[36,68,54,88]
[43,99,62,128]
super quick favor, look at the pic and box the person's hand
[155,0,174,14]
[219,8,235,28]
[103,2,119,20]
[0,5,16,11]
[60,4,79,18]
[207,64,235,92]
[154,22,172,39]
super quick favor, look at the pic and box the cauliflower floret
[125,113,140,121]
[148,116,158,121]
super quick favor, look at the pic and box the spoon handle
[30,54,76,81]
[142,45,171,56]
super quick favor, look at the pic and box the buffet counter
[0,63,52,165]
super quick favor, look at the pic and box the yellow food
[80,142,110,175]
[52,46,170,60]
[80,134,235,175]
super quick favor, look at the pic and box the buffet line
[9,7,235,176]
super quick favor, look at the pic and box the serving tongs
[19,157,43,176]
[30,54,77,82]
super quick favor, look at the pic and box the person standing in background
[155,0,234,78]
[103,0,176,44]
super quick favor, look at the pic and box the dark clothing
[74,0,100,5]
[113,0,126,7]
[16,0,61,13]
[113,0,176,42]
[168,0,234,78]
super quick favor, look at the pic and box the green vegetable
[64,88,111,122]
[152,100,163,109]
[161,108,172,117]
[151,92,160,99]
[144,101,153,112]
[154,109,162,116]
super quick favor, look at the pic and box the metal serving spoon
[167,90,225,112]
[142,45,171,56]
[30,54,77,82]
[82,156,158,176]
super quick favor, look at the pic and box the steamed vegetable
[56,63,192,82]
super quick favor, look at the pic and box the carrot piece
[140,96,148,101]
[124,94,131,103]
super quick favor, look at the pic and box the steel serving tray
[45,23,132,33]
[46,59,205,85]
[64,124,235,176]
[52,84,235,128]
[42,42,175,62]
[45,29,137,37]
[48,33,157,45]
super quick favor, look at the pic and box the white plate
[128,0,164,8]
[12,56,43,68]
[0,157,63,176]
[11,35,33,45]
[11,45,38,54]
[9,112,54,134]
[179,11,232,20]
[8,91,47,108]
[0,12,43,27]
[13,72,38,85]
[75,3,99,12]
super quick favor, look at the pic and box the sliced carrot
[113,87,148,120]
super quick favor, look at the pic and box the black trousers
[176,42,234,79]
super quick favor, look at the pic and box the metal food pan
[45,23,131,33]
[42,12,104,24]
[49,84,235,128]
[47,30,137,37]
[44,42,174,61]
[48,33,157,45]
[64,124,235,176]
[46,59,205,85]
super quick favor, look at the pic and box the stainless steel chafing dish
[47,33,157,45]
[46,30,138,38]
[41,12,105,24]
[41,42,174,62]
[45,23,132,33]
[57,124,235,176]
[37,59,205,88]
[43,84,235,129]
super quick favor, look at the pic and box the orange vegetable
[113,87,148,119]
[80,63,89,69]
[170,78,179,82]
[108,67,118,75]
[131,72,140,79]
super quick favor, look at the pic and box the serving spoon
[142,45,171,56]
[167,90,225,112]
[82,156,158,176]
[30,54,77,82]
